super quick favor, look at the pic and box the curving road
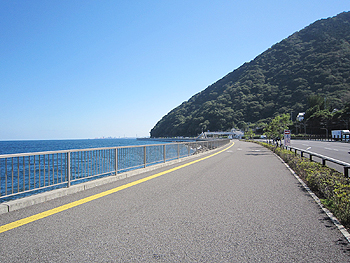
[0,140,349,262]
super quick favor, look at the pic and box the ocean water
[0,138,194,202]
[0,138,161,155]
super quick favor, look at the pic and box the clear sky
[1,1,349,140]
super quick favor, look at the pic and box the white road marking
[325,147,339,151]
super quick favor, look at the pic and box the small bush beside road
[257,141,350,229]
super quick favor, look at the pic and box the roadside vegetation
[255,141,350,230]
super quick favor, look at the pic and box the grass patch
[256,141,350,230]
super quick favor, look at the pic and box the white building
[296,112,305,122]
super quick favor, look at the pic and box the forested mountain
[150,12,350,137]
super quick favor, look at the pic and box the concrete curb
[0,143,230,214]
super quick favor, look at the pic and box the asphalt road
[0,140,349,262]
[290,140,350,162]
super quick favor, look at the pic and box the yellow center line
[0,142,234,234]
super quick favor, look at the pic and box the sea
[0,138,162,155]
[0,138,175,202]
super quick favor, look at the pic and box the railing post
[177,144,180,159]
[67,152,71,188]
[144,146,147,168]
[115,148,118,175]
[164,144,166,162]
[345,167,349,178]
[322,159,326,166]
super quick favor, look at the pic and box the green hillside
[150,12,350,137]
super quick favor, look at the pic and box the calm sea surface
[0,138,160,155]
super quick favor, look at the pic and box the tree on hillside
[305,95,333,135]
[333,91,350,130]
[265,114,291,143]
[305,95,330,118]
[245,129,255,139]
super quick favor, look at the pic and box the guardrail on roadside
[0,139,230,201]
[273,143,350,177]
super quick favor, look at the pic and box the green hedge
[258,141,350,229]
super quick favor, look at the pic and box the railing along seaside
[0,139,230,201]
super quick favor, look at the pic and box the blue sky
[1,1,349,140]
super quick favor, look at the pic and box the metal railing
[0,139,230,201]
[273,143,350,177]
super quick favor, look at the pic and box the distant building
[296,112,305,122]
[331,130,350,141]
[230,128,244,139]
[197,128,244,139]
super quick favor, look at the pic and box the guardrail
[0,139,230,201]
[276,143,350,177]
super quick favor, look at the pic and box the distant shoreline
[137,137,196,142]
